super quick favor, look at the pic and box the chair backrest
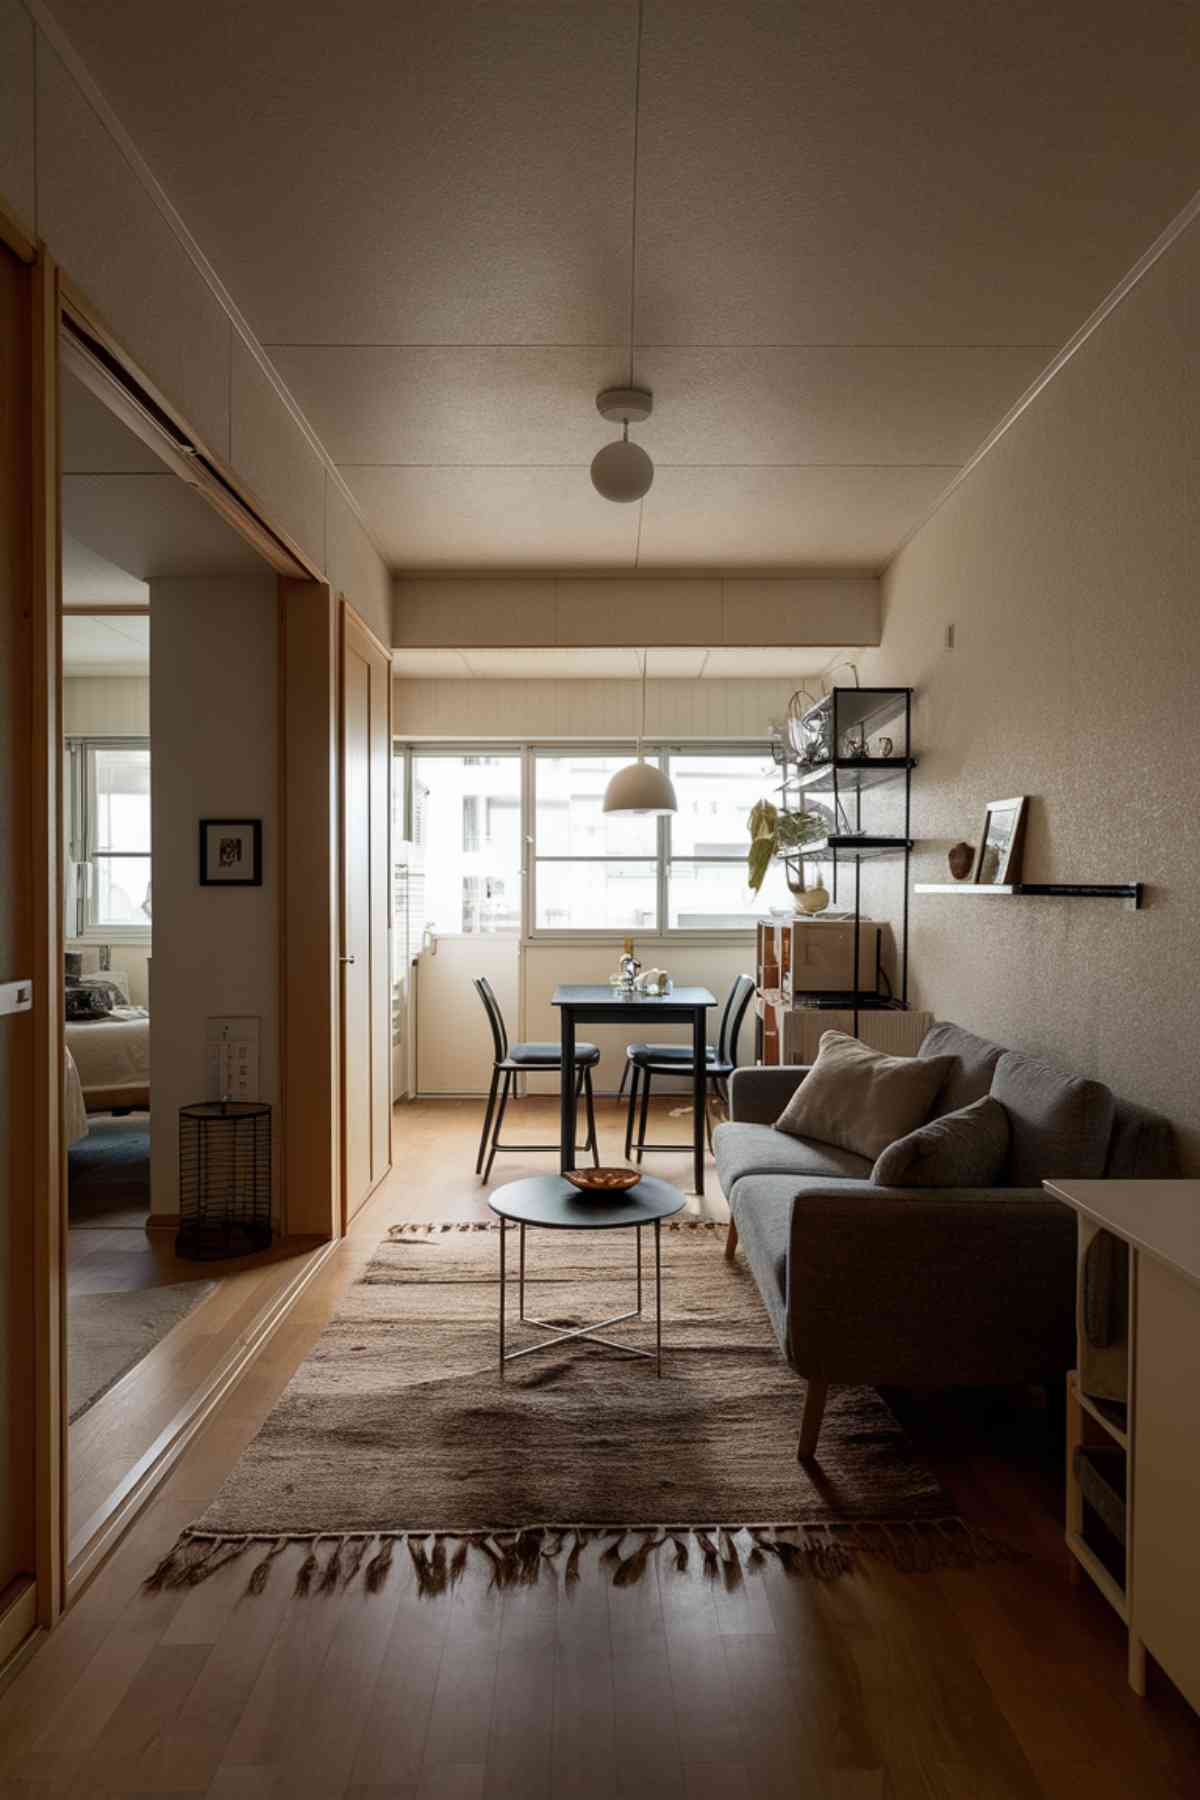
[718,973,756,1066]
[474,976,508,1064]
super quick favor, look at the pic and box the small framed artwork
[973,796,1027,886]
[199,818,262,887]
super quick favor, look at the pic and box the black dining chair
[623,973,756,1163]
[474,977,601,1184]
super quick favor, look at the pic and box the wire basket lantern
[177,1101,272,1260]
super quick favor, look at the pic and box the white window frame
[65,735,152,946]
[395,738,778,943]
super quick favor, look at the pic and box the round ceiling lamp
[602,649,677,815]
[590,387,654,503]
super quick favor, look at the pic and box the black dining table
[551,984,718,1196]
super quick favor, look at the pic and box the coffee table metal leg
[636,1225,642,1314]
[519,1220,526,1321]
[499,1217,506,1373]
[655,1218,662,1376]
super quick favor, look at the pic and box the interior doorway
[57,362,317,1571]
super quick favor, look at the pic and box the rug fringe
[146,1517,1018,1598]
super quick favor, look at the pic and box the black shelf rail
[1015,883,1141,905]
[778,686,916,1034]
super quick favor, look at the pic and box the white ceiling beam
[391,574,878,650]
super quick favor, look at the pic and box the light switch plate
[0,980,33,1016]
[205,1016,261,1102]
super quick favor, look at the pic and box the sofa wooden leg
[724,1219,738,1261]
[797,1380,828,1460]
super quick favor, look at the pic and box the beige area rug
[70,1281,217,1423]
[147,1222,1012,1597]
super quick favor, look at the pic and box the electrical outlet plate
[0,979,33,1017]
[205,1016,261,1102]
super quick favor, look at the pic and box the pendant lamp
[602,650,677,815]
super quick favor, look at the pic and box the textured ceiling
[62,611,149,674]
[48,0,1200,572]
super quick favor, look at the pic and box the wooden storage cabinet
[755,995,931,1064]
[1050,1179,1200,1713]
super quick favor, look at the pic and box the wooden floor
[5,1097,1198,1798]
[68,1232,327,1562]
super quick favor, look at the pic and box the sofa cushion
[871,1094,1010,1188]
[992,1049,1116,1186]
[774,1030,954,1163]
[1104,1097,1178,1178]
[728,1187,792,1350]
[714,1121,872,1197]
[919,1021,1006,1119]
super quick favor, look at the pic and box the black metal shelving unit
[778,687,916,1037]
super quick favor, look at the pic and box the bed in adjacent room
[64,975,150,1113]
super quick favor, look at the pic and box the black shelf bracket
[1013,883,1142,909]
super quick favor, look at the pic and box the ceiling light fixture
[591,387,654,503]
[592,2,654,508]
[602,648,678,814]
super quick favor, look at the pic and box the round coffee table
[487,1173,686,1376]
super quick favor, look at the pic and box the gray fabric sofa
[714,1022,1177,1457]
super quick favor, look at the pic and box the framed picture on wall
[199,818,262,887]
[973,796,1027,886]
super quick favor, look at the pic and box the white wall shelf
[915,881,1141,908]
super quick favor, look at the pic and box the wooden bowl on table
[564,1168,641,1194]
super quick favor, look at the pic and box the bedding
[65,1005,150,1111]
[64,1048,89,1145]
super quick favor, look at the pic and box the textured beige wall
[859,216,1200,1168]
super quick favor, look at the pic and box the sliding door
[339,604,392,1223]
[0,226,63,1644]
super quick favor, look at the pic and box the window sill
[69,928,152,949]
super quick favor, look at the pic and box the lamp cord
[638,648,647,760]
[628,0,644,388]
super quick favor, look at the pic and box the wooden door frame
[0,204,66,1652]
[337,599,394,1232]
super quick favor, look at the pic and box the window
[66,739,152,938]
[412,752,521,933]
[530,746,786,932]
[666,752,791,926]
[397,741,788,937]
[533,753,658,930]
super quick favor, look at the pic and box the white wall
[62,674,149,736]
[860,213,1200,1169]
[148,576,280,1217]
[0,0,391,645]
[394,675,806,740]
[413,937,756,1098]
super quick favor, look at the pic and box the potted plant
[746,800,828,910]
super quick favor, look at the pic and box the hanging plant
[746,800,825,893]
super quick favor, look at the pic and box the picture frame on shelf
[973,796,1027,885]
[199,818,263,887]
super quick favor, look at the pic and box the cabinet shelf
[788,836,914,862]
[782,756,918,797]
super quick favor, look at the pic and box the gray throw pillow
[871,1094,1010,1188]
[774,1029,954,1163]
[991,1049,1115,1186]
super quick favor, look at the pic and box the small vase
[948,841,974,881]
